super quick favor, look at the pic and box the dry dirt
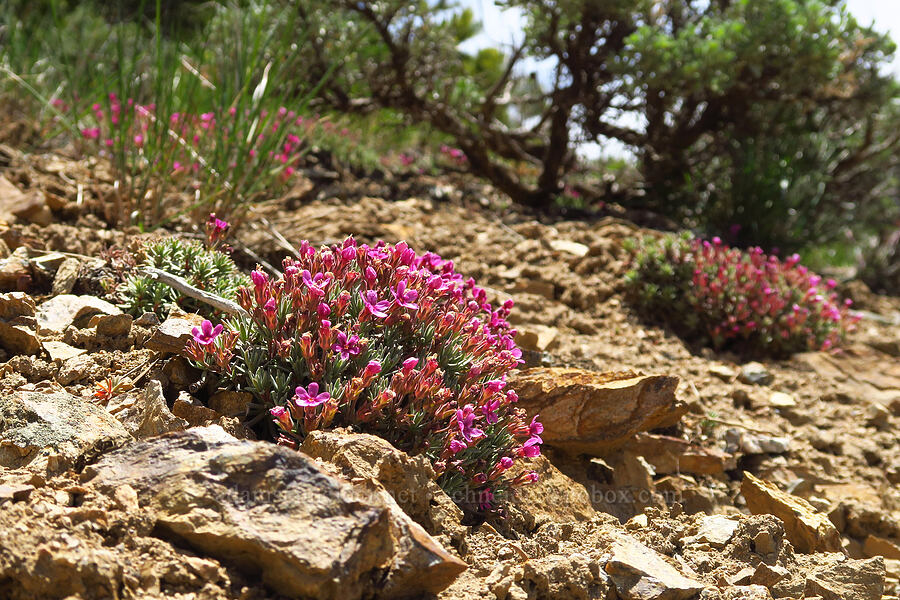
[2,140,900,599]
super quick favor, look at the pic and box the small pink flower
[294,382,330,407]
[191,320,223,345]
[81,127,101,140]
[456,405,484,443]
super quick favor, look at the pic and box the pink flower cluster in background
[626,235,860,356]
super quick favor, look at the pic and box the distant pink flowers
[191,320,223,345]
[627,235,860,356]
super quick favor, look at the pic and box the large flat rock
[510,368,684,455]
[84,426,464,599]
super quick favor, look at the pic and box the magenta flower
[391,280,419,310]
[81,127,101,140]
[401,357,418,375]
[302,270,329,297]
[362,360,382,379]
[332,331,361,360]
[361,290,390,319]
[264,297,277,313]
[251,270,268,288]
[449,439,467,454]
[191,320,223,345]
[528,415,543,440]
[499,456,514,470]
[482,398,501,424]
[477,489,494,511]
[294,382,330,407]
[456,405,485,444]
[520,437,541,458]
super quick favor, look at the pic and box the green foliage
[119,238,248,319]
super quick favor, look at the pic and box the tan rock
[0,293,40,356]
[864,534,900,560]
[605,532,705,600]
[208,390,253,418]
[741,472,842,553]
[804,556,885,600]
[549,239,589,257]
[510,368,684,455]
[37,294,122,335]
[91,313,133,337]
[0,390,131,475]
[0,176,49,225]
[516,324,559,352]
[0,255,32,292]
[504,454,596,532]
[85,426,465,599]
[300,429,463,538]
[171,397,221,426]
[51,257,80,295]
[145,313,205,354]
[115,380,188,439]
[630,433,735,475]
[41,340,85,362]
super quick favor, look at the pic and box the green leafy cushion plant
[119,233,248,319]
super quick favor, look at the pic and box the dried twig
[142,266,249,318]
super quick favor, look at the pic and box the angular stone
[0,176,47,224]
[91,313,132,337]
[739,362,773,385]
[741,472,842,553]
[725,429,791,455]
[516,325,559,352]
[549,239,589,257]
[0,322,39,355]
[84,426,460,599]
[0,390,131,474]
[722,586,772,600]
[208,390,253,418]
[144,313,205,354]
[510,368,684,455]
[0,255,31,292]
[0,292,39,355]
[709,364,737,381]
[629,433,735,475]
[768,391,797,408]
[503,454,596,532]
[300,429,464,538]
[56,353,101,385]
[51,257,80,295]
[171,397,221,426]
[37,294,122,335]
[750,563,789,587]
[115,380,188,439]
[684,515,739,549]
[41,340,86,362]
[605,533,705,600]
[804,556,884,600]
[863,534,900,560]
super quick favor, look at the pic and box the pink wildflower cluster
[439,144,467,166]
[76,95,358,183]
[187,237,541,512]
[625,235,860,357]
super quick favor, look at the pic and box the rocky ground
[1,141,900,599]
